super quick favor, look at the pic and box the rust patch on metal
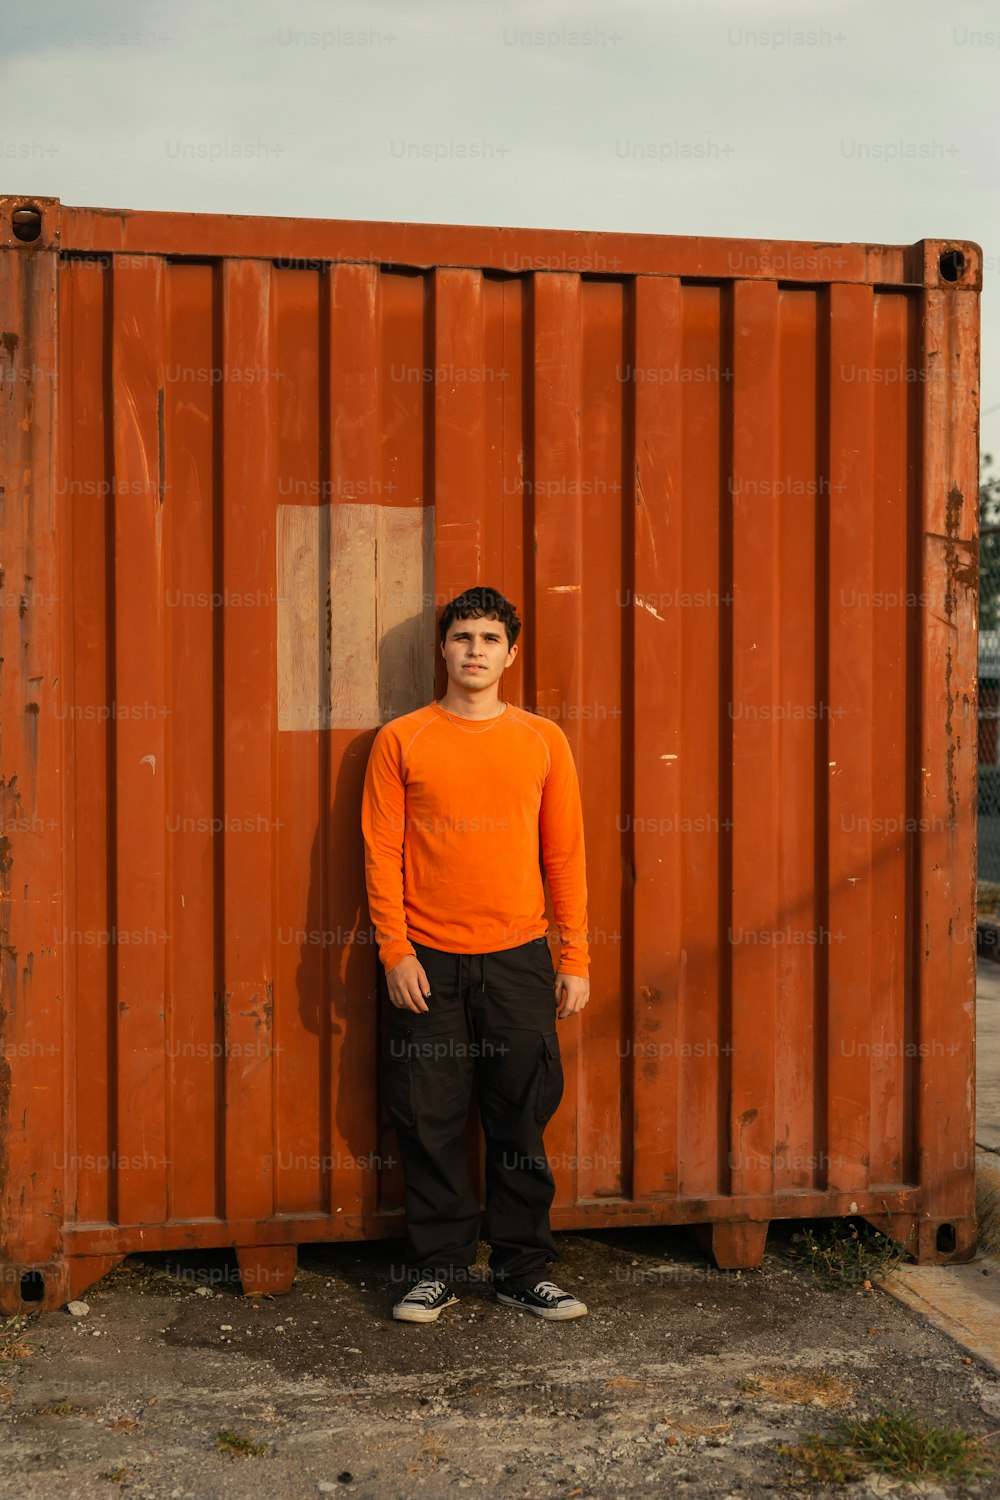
[21,695,38,772]
[939,484,970,827]
[947,544,978,596]
[233,982,274,1032]
[0,332,19,362]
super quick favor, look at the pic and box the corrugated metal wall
[0,199,980,1307]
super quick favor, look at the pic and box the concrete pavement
[881,958,1000,1371]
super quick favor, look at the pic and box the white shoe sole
[392,1293,459,1323]
[495,1291,588,1320]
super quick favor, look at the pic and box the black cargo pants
[380,935,565,1293]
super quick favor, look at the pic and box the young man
[361,585,591,1323]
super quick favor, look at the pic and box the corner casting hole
[936,1222,957,1254]
[12,206,42,243]
[939,249,965,282]
[19,1270,44,1302]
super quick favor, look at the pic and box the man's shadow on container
[293,612,440,1217]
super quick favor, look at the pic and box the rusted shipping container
[0,197,980,1311]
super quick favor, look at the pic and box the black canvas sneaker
[392,1277,460,1323]
[495,1279,588,1320]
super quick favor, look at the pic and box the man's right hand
[386,954,432,1013]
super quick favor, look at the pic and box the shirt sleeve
[538,727,590,978]
[360,725,417,974]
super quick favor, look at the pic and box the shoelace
[532,1280,570,1301]
[406,1278,447,1304]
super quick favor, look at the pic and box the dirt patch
[2,1222,999,1498]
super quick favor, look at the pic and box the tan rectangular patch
[277,503,435,730]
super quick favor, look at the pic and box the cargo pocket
[385,1024,416,1131]
[535,1033,564,1126]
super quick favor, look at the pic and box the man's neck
[436,692,506,721]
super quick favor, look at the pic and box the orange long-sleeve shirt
[361,701,590,978]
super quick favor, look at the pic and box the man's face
[440,614,517,692]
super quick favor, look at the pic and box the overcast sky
[2,0,997,445]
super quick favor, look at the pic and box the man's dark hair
[438,586,522,651]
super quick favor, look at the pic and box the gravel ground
[2,1222,1000,1499]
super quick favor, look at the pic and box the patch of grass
[0,1317,33,1362]
[740,1369,853,1409]
[668,1417,732,1437]
[0,1339,32,1362]
[784,1217,912,1290]
[97,1469,134,1484]
[406,1431,449,1472]
[780,1406,999,1485]
[214,1427,269,1458]
[33,1400,82,1415]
